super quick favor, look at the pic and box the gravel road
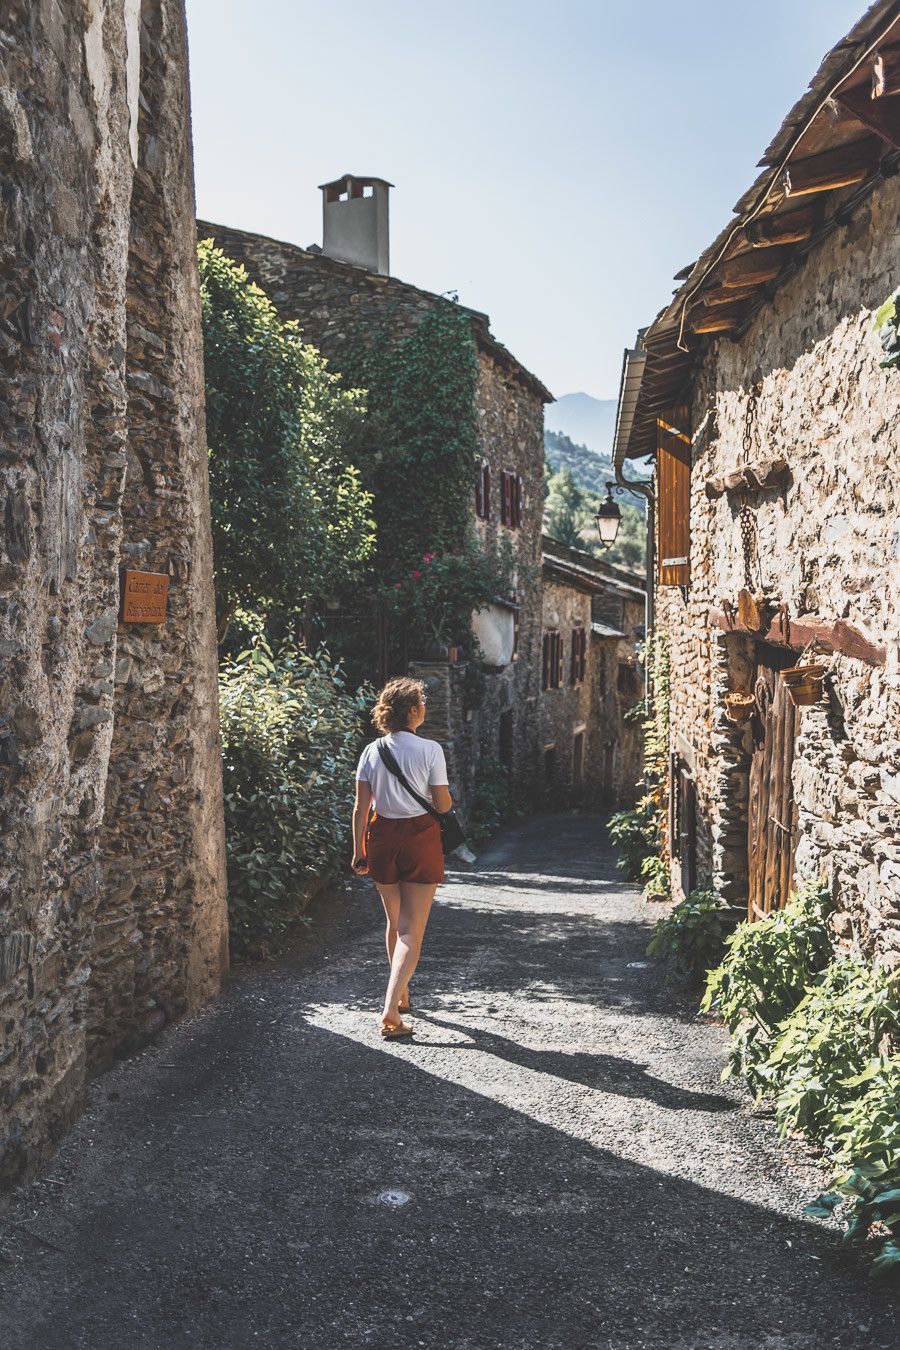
[0,814,894,1349]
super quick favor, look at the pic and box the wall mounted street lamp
[595,482,623,549]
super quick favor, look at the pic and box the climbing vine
[326,301,508,654]
[608,633,670,897]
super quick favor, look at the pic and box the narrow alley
[0,816,893,1350]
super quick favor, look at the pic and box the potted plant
[723,689,756,724]
[780,662,826,706]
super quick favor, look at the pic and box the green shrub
[701,880,832,1091]
[469,754,512,846]
[219,636,369,957]
[646,888,728,983]
[764,958,900,1142]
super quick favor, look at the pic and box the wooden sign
[120,569,169,623]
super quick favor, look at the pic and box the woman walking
[352,677,451,1039]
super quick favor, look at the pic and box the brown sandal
[380,1019,413,1040]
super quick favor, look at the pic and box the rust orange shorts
[364,811,444,885]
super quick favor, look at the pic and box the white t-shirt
[356,731,449,818]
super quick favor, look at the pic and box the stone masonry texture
[198,221,549,813]
[0,0,228,1193]
[660,172,900,967]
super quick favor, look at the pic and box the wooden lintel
[745,205,817,247]
[721,245,790,288]
[705,456,790,497]
[710,607,886,666]
[783,138,880,197]
[836,85,900,152]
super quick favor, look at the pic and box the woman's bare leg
[374,883,409,1005]
[382,882,437,1024]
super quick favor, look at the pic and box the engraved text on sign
[121,569,169,623]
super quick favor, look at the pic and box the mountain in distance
[546,392,618,458]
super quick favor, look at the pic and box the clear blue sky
[185,0,864,400]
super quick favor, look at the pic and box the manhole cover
[377,1189,411,1208]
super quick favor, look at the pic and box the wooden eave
[619,0,900,466]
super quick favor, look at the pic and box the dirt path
[0,815,894,1349]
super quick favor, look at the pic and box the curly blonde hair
[371,677,425,735]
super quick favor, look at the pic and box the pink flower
[412,570,421,579]
[422,552,435,563]
[394,582,402,590]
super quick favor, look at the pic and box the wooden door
[747,646,800,921]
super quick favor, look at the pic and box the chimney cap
[318,173,394,192]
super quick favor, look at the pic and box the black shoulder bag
[376,739,466,855]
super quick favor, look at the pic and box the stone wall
[0,0,227,1190]
[198,220,549,815]
[660,172,900,968]
[540,578,644,805]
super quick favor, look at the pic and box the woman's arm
[352,779,373,872]
[431,784,452,813]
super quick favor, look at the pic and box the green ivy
[468,754,513,846]
[608,633,670,893]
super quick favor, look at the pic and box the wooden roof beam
[721,245,790,289]
[836,86,900,152]
[699,285,756,308]
[783,138,880,196]
[690,304,746,334]
[873,45,900,99]
[745,205,818,246]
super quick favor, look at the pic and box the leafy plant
[875,287,900,370]
[468,754,512,846]
[219,635,369,957]
[198,240,375,635]
[646,888,728,983]
[701,880,832,1091]
[608,799,658,879]
[640,854,670,901]
[764,958,900,1142]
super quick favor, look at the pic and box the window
[657,405,691,586]
[500,471,524,527]
[542,630,563,690]
[570,626,587,684]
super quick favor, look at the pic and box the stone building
[613,2,900,964]
[0,1,227,1190]
[200,179,552,812]
[540,537,645,804]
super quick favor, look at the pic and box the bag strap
[377,739,442,821]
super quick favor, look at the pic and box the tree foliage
[198,240,375,631]
[543,465,646,572]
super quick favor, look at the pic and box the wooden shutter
[483,465,492,520]
[570,629,578,684]
[475,462,484,518]
[542,634,550,691]
[515,475,524,527]
[657,405,691,586]
[555,632,564,688]
[579,627,587,681]
[501,471,512,526]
